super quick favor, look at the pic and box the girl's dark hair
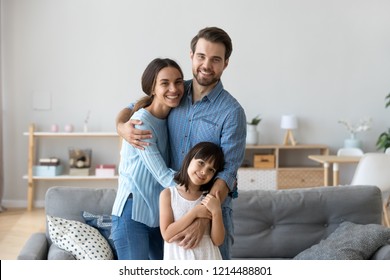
[174,142,225,192]
[190,27,233,61]
[132,58,183,114]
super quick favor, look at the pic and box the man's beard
[193,72,220,87]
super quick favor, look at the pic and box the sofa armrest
[17,232,49,260]
[370,243,390,260]
[47,244,76,260]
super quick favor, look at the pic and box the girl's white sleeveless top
[163,186,222,260]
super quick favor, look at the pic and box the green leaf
[247,115,261,125]
[376,129,390,151]
[385,93,390,108]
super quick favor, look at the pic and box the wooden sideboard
[238,144,329,191]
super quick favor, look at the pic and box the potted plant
[246,115,261,145]
[247,115,262,126]
[376,93,390,151]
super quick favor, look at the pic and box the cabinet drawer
[238,169,277,191]
[277,169,323,189]
[253,154,275,168]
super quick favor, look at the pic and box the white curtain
[0,83,3,212]
[0,77,3,211]
[0,4,4,212]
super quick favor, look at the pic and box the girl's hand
[201,191,222,215]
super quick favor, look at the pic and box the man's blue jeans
[111,198,163,260]
[220,198,234,260]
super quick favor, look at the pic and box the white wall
[2,0,390,207]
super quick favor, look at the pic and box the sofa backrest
[45,186,117,242]
[231,185,382,259]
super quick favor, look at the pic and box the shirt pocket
[194,118,221,143]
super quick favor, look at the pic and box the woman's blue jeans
[111,198,163,260]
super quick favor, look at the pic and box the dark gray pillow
[294,221,390,260]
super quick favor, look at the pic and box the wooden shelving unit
[238,144,329,191]
[23,124,121,210]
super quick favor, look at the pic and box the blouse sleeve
[133,115,176,188]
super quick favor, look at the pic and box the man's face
[190,38,229,87]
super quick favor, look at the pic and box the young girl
[159,142,225,260]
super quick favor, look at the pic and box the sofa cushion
[294,221,390,260]
[82,211,117,259]
[45,187,117,243]
[47,215,114,260]
[47,244,76,260]
[232,186,383,259]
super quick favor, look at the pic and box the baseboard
[1,199,45,209]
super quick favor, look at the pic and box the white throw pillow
[47,215,113,260]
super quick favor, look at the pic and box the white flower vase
[344,135,362,149]
[246,124,258,145]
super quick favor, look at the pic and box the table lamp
[281,115,298,146]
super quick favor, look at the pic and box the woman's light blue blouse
[112,108,176,227]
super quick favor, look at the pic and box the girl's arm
[201,192,225,246]
[159,188,211,242]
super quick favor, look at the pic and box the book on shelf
[39,157,60,166]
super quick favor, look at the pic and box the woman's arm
[159,189,211,242]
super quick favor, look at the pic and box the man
[116,27,246,259]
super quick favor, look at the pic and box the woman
[111,58,184,259]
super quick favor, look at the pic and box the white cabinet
[23,124,121,210]
[237,169,277,191]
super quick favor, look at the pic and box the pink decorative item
[51,124,59,132]
[64,124,74,133]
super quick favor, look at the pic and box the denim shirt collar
[185,79,224,103]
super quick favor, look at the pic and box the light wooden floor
[0,208,46,260]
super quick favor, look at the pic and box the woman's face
[152,66,184,109]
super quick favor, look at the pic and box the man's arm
[208,178,229,203]
[116,107,152,149]
[215,105,247,193]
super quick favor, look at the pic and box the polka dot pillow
[47,215,114,260]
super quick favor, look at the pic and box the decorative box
[33,165,63,177]
[95,164,116,177]
[253,154,275,169]
[69,168,90,176]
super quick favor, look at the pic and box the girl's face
[152,66,184,109]
[187,157,217,187]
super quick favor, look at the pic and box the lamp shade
[281,115,298,129]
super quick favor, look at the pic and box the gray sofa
[232,185,390,259]
[18,186,117,260]
[18,185,390,260]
